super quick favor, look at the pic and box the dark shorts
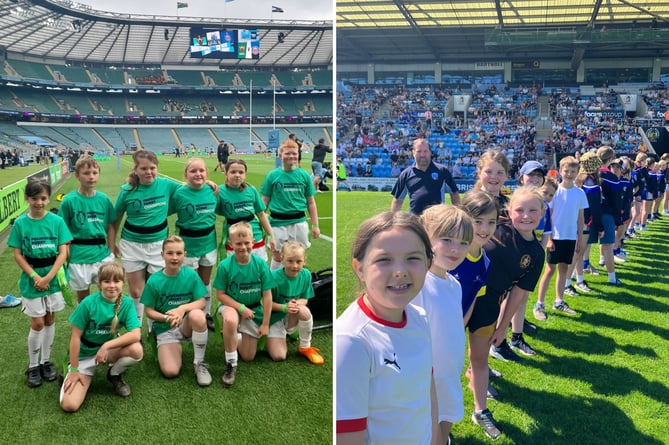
[546,239,576,265]
[599,213,616,244]
[467,291,505,333]
[584,226,599,244]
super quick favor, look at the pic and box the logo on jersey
[431,172,439,181]
[383,353,401,371]
[75,210,86,226]
[520,254,532,269]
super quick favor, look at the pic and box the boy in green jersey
[213,222,274,387]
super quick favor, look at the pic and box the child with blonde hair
[469,187,545,439]
[534,156,588,320]
[170,158,222,331]
[564,151,602,295]
[60,263,143,411]
[661,153,669,214]
[414,205,473,440]
[214,222,274,388]
[267,241,323,365]
[631,152,649,232]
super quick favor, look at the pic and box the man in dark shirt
[390,138,460,215]
[214,140,229,172]
[312,138,332,189]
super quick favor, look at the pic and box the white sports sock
[608,272,616,282]
[28,328,42,368]
[133,297,144,324]
[577,274,585,283]
[109,356,141,376]
[192,330,208,364]
[225,351,238,367]
[298,317,313,349]
[204,283,212,314]
[40,324,55,363]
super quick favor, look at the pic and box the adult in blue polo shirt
[390,138,460,215]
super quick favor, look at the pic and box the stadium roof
[0,0,332,68]
[337,0,669,64]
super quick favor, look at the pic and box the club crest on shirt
[520,254,532,269]
[431,172,439,181]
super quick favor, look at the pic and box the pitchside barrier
[0,161,70,234]
[342,177,518,195]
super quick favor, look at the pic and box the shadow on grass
[532,327,657,358]
[461,379,667,445]
[523,350,669,404]
[535,324,658,358]
[577,310,669,339]
[580,285,669,314]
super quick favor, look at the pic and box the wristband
[312,224,319,229]
[69,367,79,373]
[268,233,275,238]
[162,314,168,322]
[282,303,287,314]
[237,304,246,314]
[30,271,38,278]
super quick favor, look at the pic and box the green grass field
[0,155,332,443]
[336,191,669,445]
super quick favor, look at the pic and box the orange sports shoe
[299,347,325,365]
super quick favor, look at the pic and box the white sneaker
[614,254,626,264]
[194,362,212,387]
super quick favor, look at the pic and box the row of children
[8,139,325,412]
[336,146,660,443]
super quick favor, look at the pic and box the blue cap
[519,160,547,176]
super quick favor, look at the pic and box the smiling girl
[218,159,275,260]
[336,211,441,445]
[169,158,222,331]
[468,186,545,439]
[473,150,512,220]
[113,151,180,325]
[9,180,72,388]
[60,262,142,411]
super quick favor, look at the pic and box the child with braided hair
[60,263,143,412]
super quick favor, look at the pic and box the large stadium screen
[189,27,259,59]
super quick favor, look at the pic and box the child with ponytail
[60,263,143,412]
